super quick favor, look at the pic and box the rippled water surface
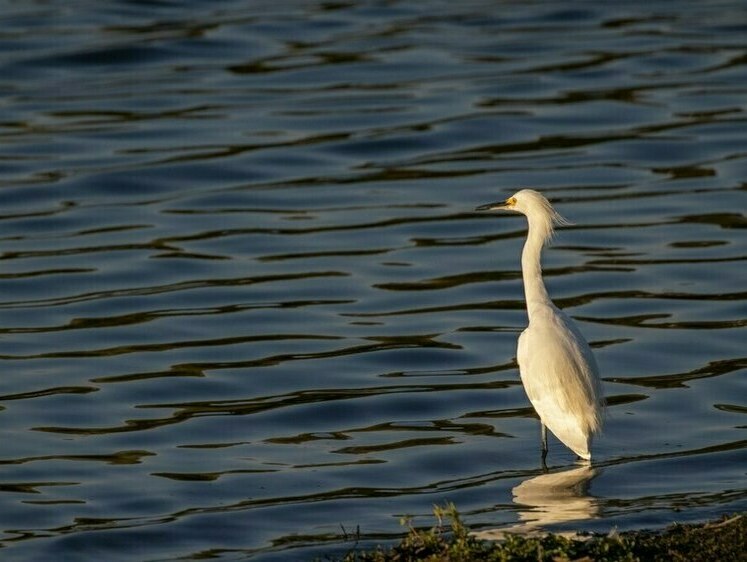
[0,1,745,559]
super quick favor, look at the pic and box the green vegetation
[333,504,745,562]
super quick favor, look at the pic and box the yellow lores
[477,189,604,463]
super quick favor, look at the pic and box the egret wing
[517,306,603,458]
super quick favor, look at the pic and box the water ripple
[0,1,745,559]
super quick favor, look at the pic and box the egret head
[476,189,569,243]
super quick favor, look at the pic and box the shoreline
[329,505,745,561]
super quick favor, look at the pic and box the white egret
[476,189,603,462]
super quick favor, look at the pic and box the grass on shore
[332,504,745,562]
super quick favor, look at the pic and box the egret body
[477,189,603,462]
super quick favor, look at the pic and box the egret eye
[507,197,517,206]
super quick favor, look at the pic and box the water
[0,1,745,559]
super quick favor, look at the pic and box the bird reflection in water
[473,464,599,539]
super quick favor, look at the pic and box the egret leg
[540,423,548,470]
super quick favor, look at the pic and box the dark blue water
[0,1,745,559]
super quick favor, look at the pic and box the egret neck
[521,214,551,321]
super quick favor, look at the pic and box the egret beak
[475,202,507,211]
[475,197,513,211]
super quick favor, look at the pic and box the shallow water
[0,1,745,559]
